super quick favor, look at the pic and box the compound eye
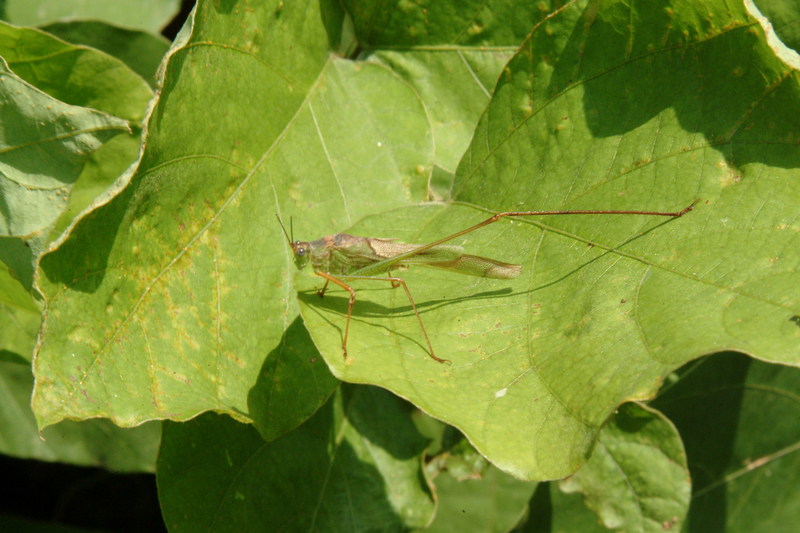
[296,246,306,256]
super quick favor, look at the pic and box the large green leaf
[349,0,543,195]
[0,20,162,236]
[0,20,161,470]
[0,55,129,295]
[0,323,160,470]
[0,22,152,121]
[0,51,130,236]
[35,0,434,436]
[158,386,435,531]
[297,0,800,480]
[31,0,800,487]
[0,356,161,470]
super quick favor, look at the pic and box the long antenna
[275,214,293,245]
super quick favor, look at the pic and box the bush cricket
[278,202,696,363]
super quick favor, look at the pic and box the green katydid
[278,202,696,363]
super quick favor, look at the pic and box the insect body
[294,233,522,279]
[279,202,696,363]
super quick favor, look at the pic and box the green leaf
[0,20,152,464]
[350,0,539,196]
[157,386,435,531]
[0,22,153,122]
[652,353,800,532]
[0,266,40,314]
[0,20,156,471]
[31,0,800,491]
[40,20,170,90]
[429,427,494,482]
[0,21,155,468]
[559,403,689,533]
[544,482,610,533]
[0,43,132,236]
[35,0,434,435]
[297,0,800,480]
[0,21,156,242]
[0,49,130,290]
[3,0,181,33]
[0,293,160,472]
[0,348,161,470]
[423,464,537,532]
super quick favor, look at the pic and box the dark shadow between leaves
[0,350,30,366]
[523,482,554,532]
[161,405,415,530]
[0,236,40,293]
[340,384,432,461]
[247,315,338,444]
[39,183,132,293]
[651,352,751,533]
[318,0,349,55]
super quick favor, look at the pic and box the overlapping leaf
[653,353,800,532]
[0,19,161,468]
[32,0,800,488]
[3,0,180,33]
[32,0,435,438]
[559,403,689,532]
[158,386,434,531]
[299,0,800,479]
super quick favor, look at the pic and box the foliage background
[0,0,798,531]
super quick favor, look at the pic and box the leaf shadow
[39,184,132,293]
[567,6,800,171]
[651,352,752,533]
[342,384,433,461]
[247,315,338,443]
[297,285,516,318]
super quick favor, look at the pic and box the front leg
[335,274,449,364]
[315,272,355,359]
